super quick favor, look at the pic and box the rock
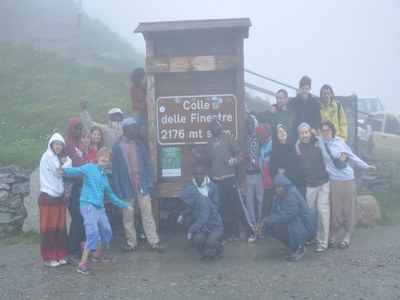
[358,195,382,225]
[22,168,40,233]
[0,212,12,224]
[12,181,30,196]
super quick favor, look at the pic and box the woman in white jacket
[38,133,71,267]
[317,121,375,249]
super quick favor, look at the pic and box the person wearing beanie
[191,117,256,242]
[112,116,166,253]
[269,124,306,197]
[296,122,331,252]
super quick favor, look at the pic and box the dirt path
[1,225,400,300]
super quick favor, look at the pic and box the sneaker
[77,263,93,275]
[58,259,67,265]
[151,242,166,253]
[214,245,224,260]
[287,245,307,261]
[248,234,257,243]
[67,255,80,267]
[92,253,111,262]
[44,260,61,267]
[315,246,327,253]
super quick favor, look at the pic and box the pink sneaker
[77,262,93,275]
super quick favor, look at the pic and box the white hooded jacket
[39,133,71,197]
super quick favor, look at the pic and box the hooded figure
[40,133,71,197]
[266,174,316,253]
[179,183,224,259]
[38,133,71,267]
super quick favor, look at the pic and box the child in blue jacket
[58,146,133,275]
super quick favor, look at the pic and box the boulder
[22,168,40,232]
[358,195,382,225]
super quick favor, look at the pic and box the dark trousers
[214,177,255,235]
[268,222,290,249]
[192,227,224,254]
[67,184,85,256]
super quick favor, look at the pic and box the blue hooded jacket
[180,183,223,236]
[267,174,316,250]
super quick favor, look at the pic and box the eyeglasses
[321,129,332,133]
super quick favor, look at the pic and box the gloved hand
[187,233,193,240]
[177,215,183,225]
[228,157,237,167]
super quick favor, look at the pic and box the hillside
[0,0,145,169]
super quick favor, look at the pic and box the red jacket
[130,84,147,119]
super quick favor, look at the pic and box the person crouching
[257,174,316,261]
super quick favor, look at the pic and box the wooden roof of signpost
[134,18,251,37]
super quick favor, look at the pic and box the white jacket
[39,133,71,197]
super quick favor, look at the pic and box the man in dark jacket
[257,174,316,261]
[179,166,224,259]
[289,75,321,138]
[297,122,330,252]
[191,117,256,242]
[112,117,165,253]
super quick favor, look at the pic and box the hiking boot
[151,243,166,253]
[91,253,111,262]
[287,245,307,261]
[44,260,61,268]
[77,262,93,275]
[67,255,80,267]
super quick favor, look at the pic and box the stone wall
[0,165,31,237]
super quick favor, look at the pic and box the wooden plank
[147,55,242,73]
[155,70,236,97]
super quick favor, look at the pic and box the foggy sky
[82,0,400,110]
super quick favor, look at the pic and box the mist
[82,0,400,110]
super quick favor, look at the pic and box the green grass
[0,230,40,245]
[0,42,139,169]
[373,181,400,225]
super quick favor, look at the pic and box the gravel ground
[1,225,400,300]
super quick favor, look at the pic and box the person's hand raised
[80,100,88,111]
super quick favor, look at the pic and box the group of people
[37,72,376,276]
[38,90,164,275]
[184,75,376,262]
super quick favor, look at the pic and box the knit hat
[297,122,311,135]
[275,123,286,132]
[255,124,269,137]
[121,116,136,128]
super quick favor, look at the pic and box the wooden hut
[134,18,251,223]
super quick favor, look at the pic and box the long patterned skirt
[38,192,68,261]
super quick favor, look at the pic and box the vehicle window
[385,116,400,135]
[372,115,384,132]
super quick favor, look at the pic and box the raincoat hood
[272,174,293,192]
[67,117,82,138]
[48,133,65,151]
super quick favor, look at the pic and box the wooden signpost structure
[134,18,251,224]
